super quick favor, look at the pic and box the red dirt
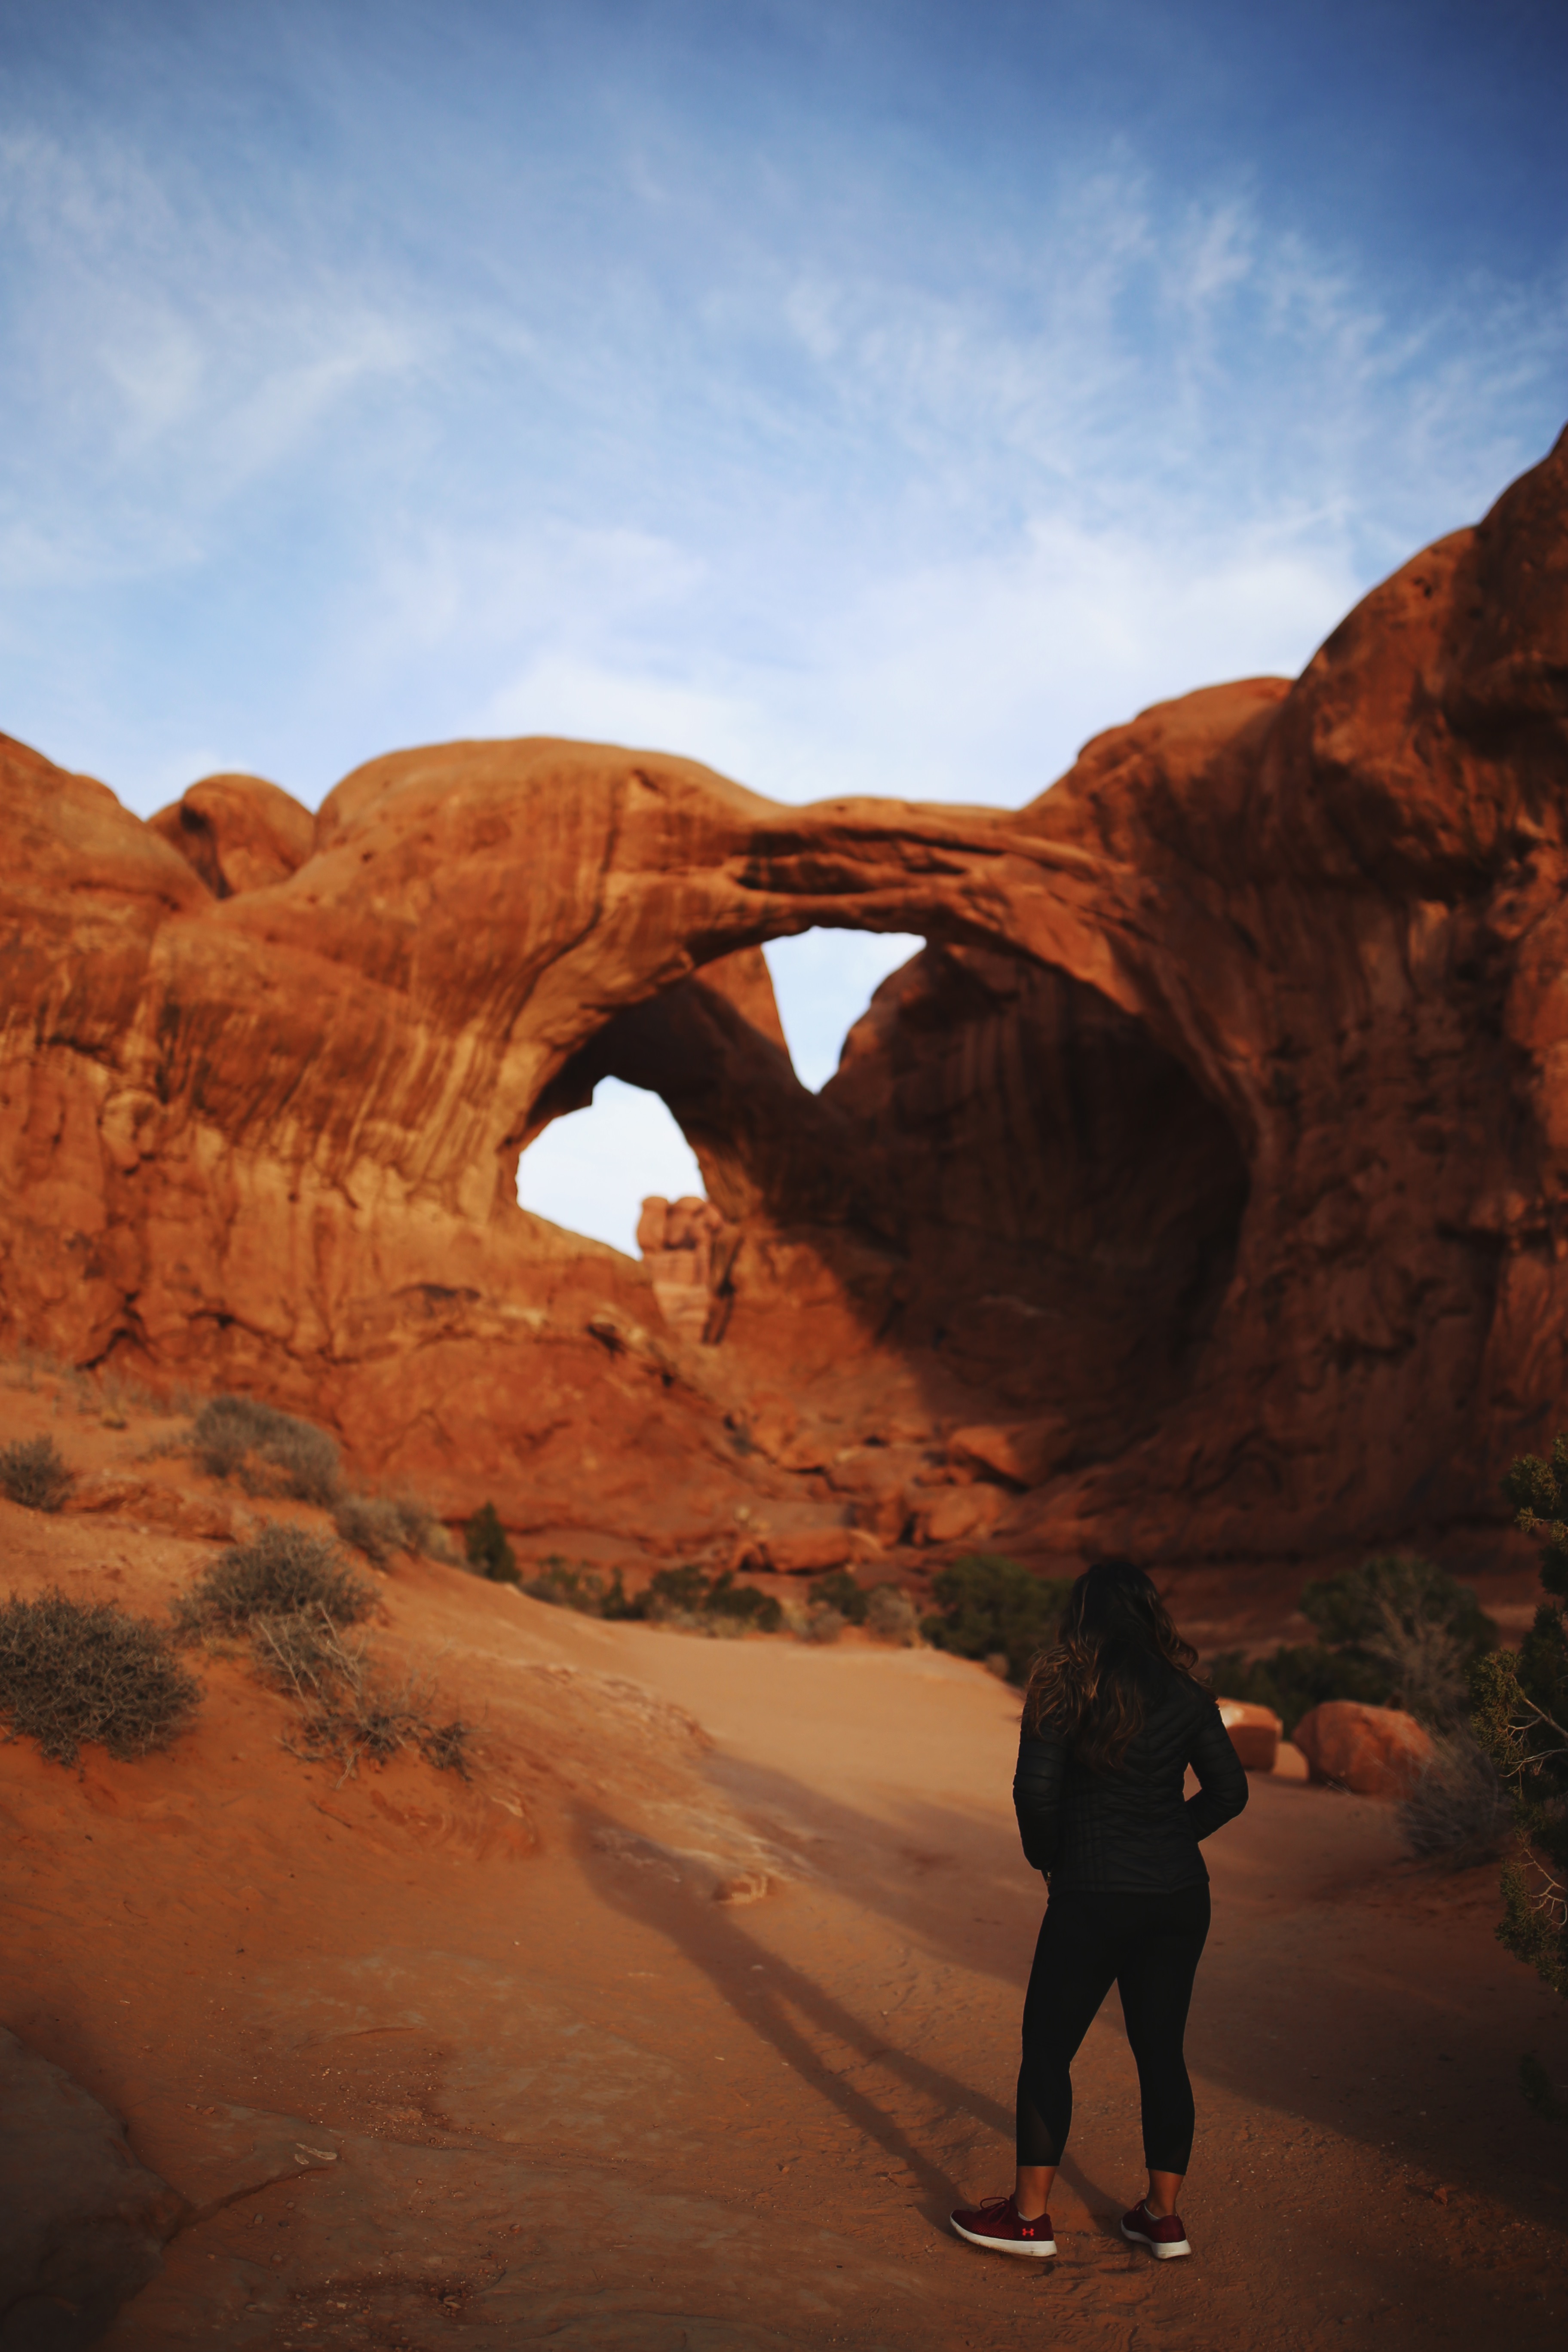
[1,1371,1564,2350]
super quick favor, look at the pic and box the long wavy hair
[1021,1558,1210,1772]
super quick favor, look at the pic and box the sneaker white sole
[951,2218,1057,2258]
[1121,2223,1191,2259]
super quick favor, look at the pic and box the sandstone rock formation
[147,771,314,899]
[1292,1702,1436,1799]
[637,1195,735,1344]
[0,2025,182,2344]
[3,427,1567,1577]
[1215,1700,1283,1773]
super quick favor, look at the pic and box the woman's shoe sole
[1121,2222,1190,2259]
[950,2219,1057,2258]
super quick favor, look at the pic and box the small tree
[808,1570,868,1626]
[465,1502,518,1584]
[1300,1554,1494,1724]
[1473,1441,1568,1997]
[923,1555,1072,1686]
[1209,1553,1494,1737]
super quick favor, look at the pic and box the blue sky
[4,0,1565,1247]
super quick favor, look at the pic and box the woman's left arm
[1185,1700,1250,1839]
[1013,1730,1067,1874]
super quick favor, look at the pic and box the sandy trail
[1,1439,1565,2351]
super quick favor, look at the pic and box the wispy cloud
[1,12,1562,820]
[0,125,431,587]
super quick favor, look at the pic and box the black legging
[1017,1882,1211,2174]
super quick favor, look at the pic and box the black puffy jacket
[1013,1667,1249,1893]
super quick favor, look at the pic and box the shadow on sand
[580,1784,1125,2237]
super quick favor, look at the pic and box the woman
[951,1558,1248,2263]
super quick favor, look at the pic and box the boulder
[1292,1701,1435,1798]
[1216,1698,1282,1773]
[913,1485,1009,1547]
[737,1528,882,1575]
[946,1418,1072,1488]
[0,2026,182,2345]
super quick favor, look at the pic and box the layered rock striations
[3,427,1567,1571]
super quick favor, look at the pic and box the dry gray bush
[177,1527,467,1782]
[642,1603,747,1640]
[0,1436,74,1513]
[865,1584,922,1646]
[191,1394,341,1506]
[802,1604,847,1645]
[332,1493,407,1567]
[403,1504,459,1564]
[0,1589,200,1764]
[1400,1730,1510,1866]
[1366,1590,1470,1724]
[332,1491,458,1567]
[250,1605,470,1782]
[173,1523,375,1638]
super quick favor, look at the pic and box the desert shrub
[1301,1555,1494,1724]
[1209,1553,1495,1738]
[640,1563,782,1634]
[524,1558,642,1620]
[192,1394,341,1507]
[465,1501,519,1584]
[395,1501,459,1563]
[1472,1440,1568,1997]
[250,1604,470,1781]
[802,1605,847,1645]
[923,1554,1074,1687]
[1400,1731,1510,1866]
[0,1589,200,1764]
[1207,1642,1386,1738]
[808,1569,868,1626]
[0,1436,74,1513]
[643,1562,709,1615]
[174,1523,375,1638]
[700,1570,782,1631]
[332,1493,412,1568]
[345,1493,459,1564]
[865,1583,922,1647]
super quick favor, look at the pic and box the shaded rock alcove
[544,934,1251,1464]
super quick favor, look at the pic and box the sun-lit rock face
[1292,1702,1434,1798]
[148,770,315,898]
[2,425,1566,1572]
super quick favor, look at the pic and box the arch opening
[516,1077,703,1256]
[761,929,926,1091]
[516,930,927,1253]
[515,922,1251,1455]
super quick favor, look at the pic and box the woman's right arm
[1185,1697,1250,1839]
[1013,1730,1067,1874]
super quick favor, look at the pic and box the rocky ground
[1,1363,1565,2352]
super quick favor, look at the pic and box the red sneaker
[1121,2199,1191,2259]
[950,2193,1057,2258]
